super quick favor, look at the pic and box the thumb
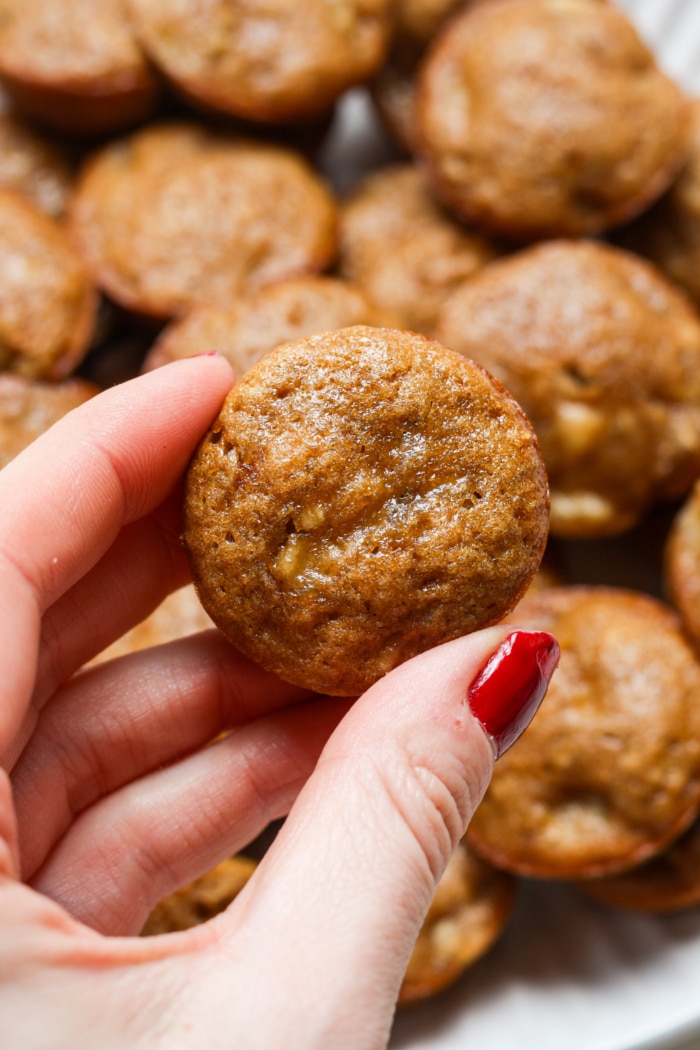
[202,625,559,1050]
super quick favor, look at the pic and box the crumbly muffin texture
[0,373,97,470]
[468,587,700,879]
[183,325,549,696]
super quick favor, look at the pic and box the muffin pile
[5,0,700,1011]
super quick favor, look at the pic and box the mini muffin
[577,816,700,914]
[0,112,74,218]
[338,164,499,334]
[467,587,700,880]
[0,373,97,470]
[126,0,394,125]
[399,839,516,1005]
[68,123,338,322]
[415,0,688,240]
[618,99,700,310]
[141,855,257,936]
[0,0,160,135]
[90,584,214,666]
[183,325,549,696]
[0,188,97,380]
[665,479,700,648]
[142,277,391,376]
[435,240,700,538]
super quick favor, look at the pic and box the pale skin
[0,355,514,1049]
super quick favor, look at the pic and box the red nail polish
[467,630,559,759]
[194,351,219,357]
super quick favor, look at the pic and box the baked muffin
[578,816,700,914]
[618,99,700,310]
[0,111,74,218]
[0,0,160,135]
[183,325,549,696]
[399,839,516,1004]
[142,277,391,376]
[415,0,688,240]
[665,479,700,648]
[435,240,700,538]
[0,188,97,380]
[141,855,256,936]
[90,584,214,666]
[468,587,700,879]
[68,123,338,322]
[125,0,394,125]
[0,373,97,470]
[338,164,499,334]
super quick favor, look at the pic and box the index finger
[0,354,233,760]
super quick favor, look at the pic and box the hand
[0,355,557,1049]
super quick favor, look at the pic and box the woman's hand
[0,355,557,1049]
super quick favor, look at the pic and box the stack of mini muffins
[5,0,700,1010]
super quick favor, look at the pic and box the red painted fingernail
[467,630,559,759]
[194,351,219,357]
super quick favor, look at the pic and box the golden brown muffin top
[577,816,700,914]
[0,373,97,470]
[468,587,700,879]
[183,325,549,696]
[0,0,151,83]
[143,277,390,376]
[0,112,74,218]
[435,239,700,538]
[399,839,516,1005]
[415,0,688,240]
[0,188,97,379]
[126,0,394,123]
[618,99,700,308]
[68,123,338,321]
[338,163,498,334]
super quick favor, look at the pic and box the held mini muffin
[0,0,160,136]
[338,163,499,335]
[142,277,392,376]
[0,188,97,380]
[183,326,549,696]
[125,0,394,125]
[467,587,700,880]
[68,123,338,322]
[0,373,97,470]
[415,0,688,240]
[434,240,700,538]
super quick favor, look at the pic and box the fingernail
[467,630,559,759]
[194,351,219,357]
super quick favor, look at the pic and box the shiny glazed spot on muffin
[183,325,549,696]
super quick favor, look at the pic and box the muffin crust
[183,325,549,696]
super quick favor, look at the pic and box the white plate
[350,3,700,1049]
